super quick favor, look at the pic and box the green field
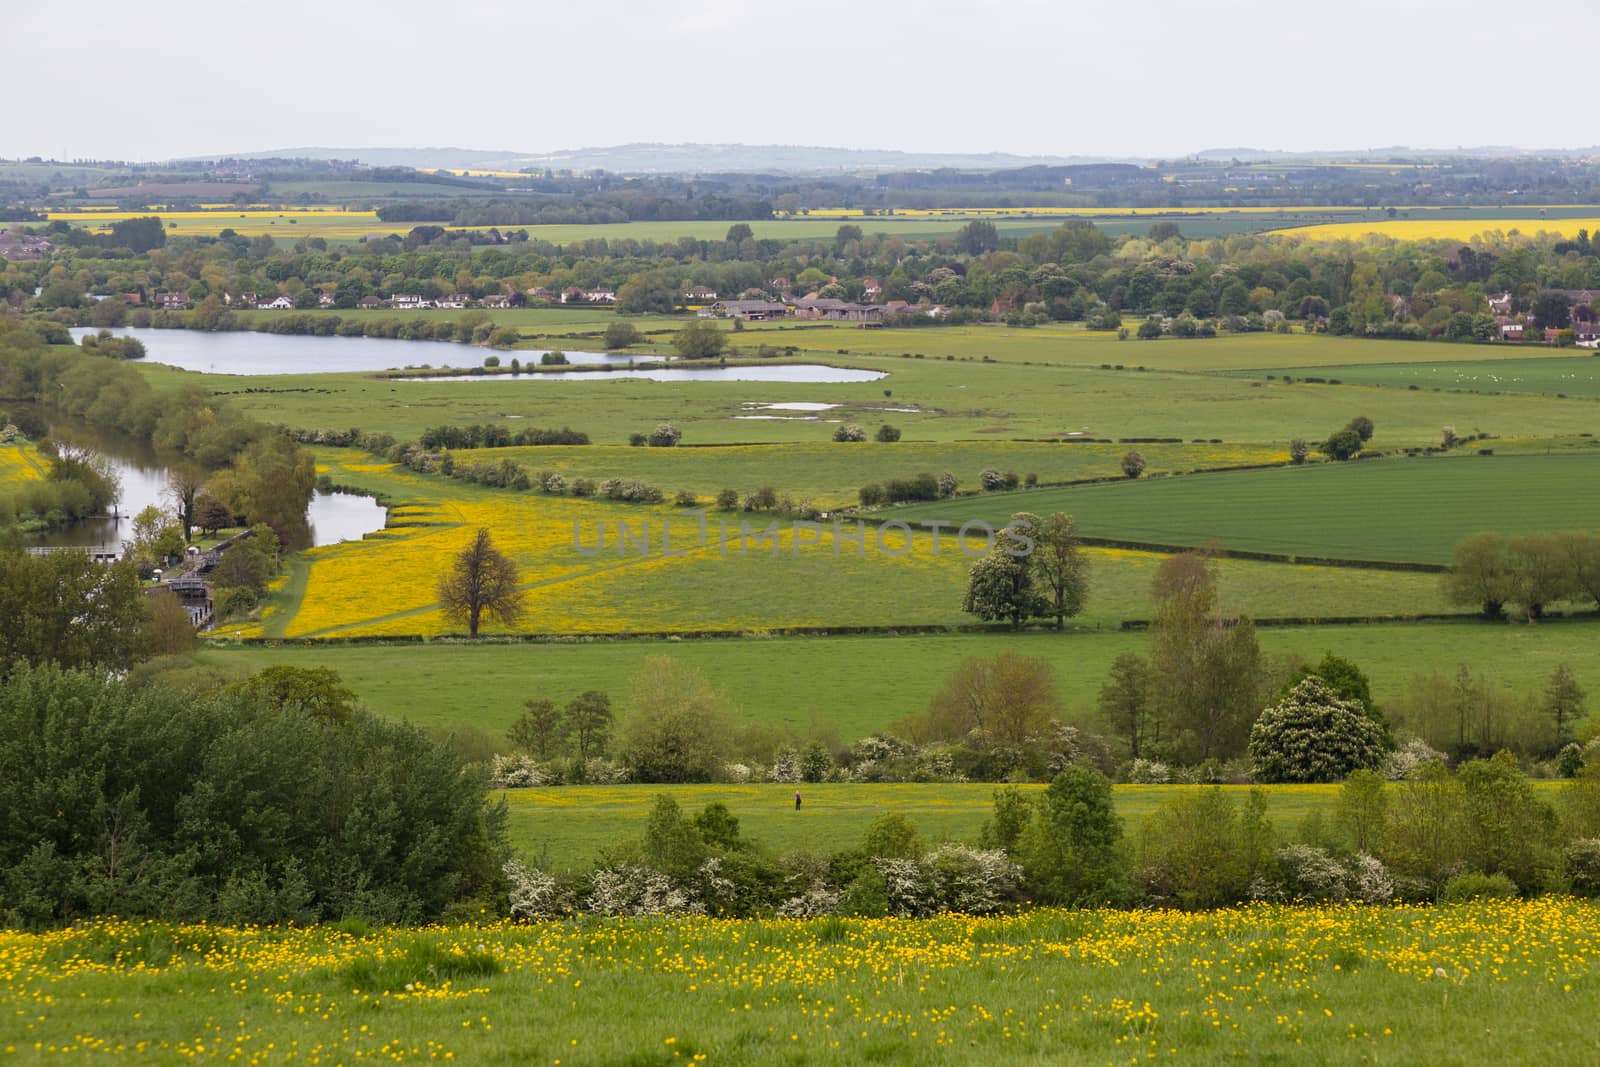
[1241,354,1600,397]
[501,782,1349,869]
[10,901,1597,1066]
[193,618,1600,743]
[894,454,1600,563]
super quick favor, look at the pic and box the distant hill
[195,143,1110,175]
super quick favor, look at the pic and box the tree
[1545,664,1586,751]
[1289,437,1309,464]
[1289,653,1380,722]
[1247,678,1387,783]
[1507,532,1573,620]
[1013,767,1129,905]
[1442,532,1513,618]
[1098,653,1155,760]
[1346,416,1375,443]
[647,423,682,447]
[962,513,1044,628]
[1032,512,1089,628]
[193,492,234,536]
[510,698,566,759]
[211,524,279,596]
[231,435,316,550]
[1321,428,1363,460]
[642,794,708,880]
[956,219,999,255]
[438,528,525,638]
[832,424,867,442]
[1532,291,1572,330]
[671,319,726,359]
[617,657,730,782]
[566,690,614,760]
[165,465,206,543]
[924,653,1060,746]
[235,665,358,723]
[724,222,754,243]
[875,424,901,443]
[616,272,678,315]
[140,590,194,658]
[1136,317,1163,339]
[1336,769,1389,855]
[603,321,642,349]
[109,215,166,253]
[1120,451,1146,478]
[1149,552,1263,763]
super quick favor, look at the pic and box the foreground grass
[192,619,1600,744]
[4,901,1597,1064]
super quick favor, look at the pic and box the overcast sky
[9,0,1598,163]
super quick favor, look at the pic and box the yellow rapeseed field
[1276,218,1600,243]
[0,441,46,486]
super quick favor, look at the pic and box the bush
[715,488,739,511]
[1565,839,1600,897]
[1439,871,1519,902]
[1248,678,1387,783]
[540,350,569,366]
[1120,451,1146,478]
[937,472,958,497]
[875,424,901,443]
[647,423,682,447]
[832,424,867,443]
[858,483,885,507]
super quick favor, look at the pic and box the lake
[67,327,638,375]
[31,427,385,552]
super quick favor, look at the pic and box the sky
[7,0,1598,163]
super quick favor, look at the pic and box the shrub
[1128,759,1171,784]
[937,472,958,497]
[1289,438,1309,464]
[1248,678,1387,783]
[585,864,699,916]
[673,489,697,507]
[505,860,567,919]
[1276,843,1349,901]
[1565,839,1600,897]
[979,468,1005,491]
[1383,738,1448,780]
[1439,871,1519,902]
[875,424,901,442]
[540,350,568,366]
[858,483,885,507]
[715,488,739,511]
[1322,427,1363,461]
[648,423,682,447]
[628,432,647,447]
[832,424,867,443]
[1120,451,1146,479]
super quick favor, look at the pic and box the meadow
[1239,354,1600,398]
[193,618,1600,743]
[893,454,1600,563]
[5,901,1598,1065]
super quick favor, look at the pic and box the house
[479,293,512,309]
[120,292,144,306]
[861,278,883,300]
[1498,317,1524,340]
[584,286,616,304]
[925,304,950,320]
[436,293,469,309]
[357,295,386,309]
[1488,291,1514,315]
[258,295,294,310]
[707,299,790,321]
[527,286,556,302]
[155,290,190,310]
[1575,321,1600,348]
[683,285,717,303]
[559,287,585,304]
[769,276,791,295]
[392,294,434,310]
[792,298,884,323]
[318,291,336,308]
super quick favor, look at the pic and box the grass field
[193,618,1600,743]
[1241,354,1600,398]
[142,346,1600,449]
[893,454,1600,563]
[500,782,1351,868]
[6,901,1598,1065]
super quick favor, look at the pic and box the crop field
[5,901,1598,1065]
[195,618,1600,743]
[0,440,46,485]
[1239,354,1600,398]
[894,454,1600,563]
[1277,217,1600,242]
[498,782,1352,867]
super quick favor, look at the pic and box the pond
[67,327,638,375]
[405,365,887,383]
[30,426,385,552]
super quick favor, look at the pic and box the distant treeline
[420,424,590,449]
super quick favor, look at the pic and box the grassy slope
[193,619,1600,743]
[893,454,1600,563]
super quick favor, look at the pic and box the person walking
[794,791,802,811]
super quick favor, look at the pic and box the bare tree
[438,528,524,638]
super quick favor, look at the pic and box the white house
[392,294,434,310]
[258,295,294,310]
